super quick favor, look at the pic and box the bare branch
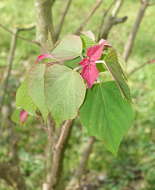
[123,1,149,62]
[55,0,73,41]
[0,29,18,111]
[128,59,155,76]
[98,0,126,39]
[113,16,128,24]
[35,0,55,50]
[98,0,115,40]
[0,23,40,46]
[66,137,96,190]
[74,0,103,35]
[111,0,124,17]
[45,120,73,190]
[74,136,95,179]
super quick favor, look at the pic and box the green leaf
[11,109,21,124]
[96,63,106,72]
[52,35,82,61]
[16,80,37,115]
[64,57,81,69]
[80,34,96,49]
[80,81,134,155]
[104,49,131,101]
[45,64,86,126]
[27,64,48,120]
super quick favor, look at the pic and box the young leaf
[80,81,134,155]
[27,64,49,121]
[20,110,29,123]
[80,34,96,49]
[80,59,99,88]
[64,57,82,69]
[16,80,37,115]
[52,35,82,61]
[104,48,131,101]
[79,40,110,88]
[44,64,86,126]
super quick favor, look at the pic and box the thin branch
[113,16,128,24]
[98,0,115,40]
[55,0,73,41]
[0,29,18,112]
[123,0,149,62]
[111,0,124,16]
[128,59,155,76]
[0,23,40,46]
[98,0,126,39]
[46,120,73,190]
[74,137,95,179]
[74,0,103,35]
[66,136,96,190]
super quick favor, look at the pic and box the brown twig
[98,0,126,39]
[66,136,96,190]
[55,0,73,41]
[98,0,115,40]
[0,23,40,46]
[74,0,103,35]
[0,28,18,112]
[46,120,73,190]
[74,136,96,179]
[128,59,155,76]
[48,2,56,44]
[35,0,56,50]
[123,0,149,62]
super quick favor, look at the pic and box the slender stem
[74,0,103,35]
[55,0,73,41]
[123,0,149,62]
[99,0,126,39]
[97,0,115,40]
[0,23,40,46]
[47,120,73,190]
[66,136,95,190]
[128,59,155,76]
[0,29,18,112]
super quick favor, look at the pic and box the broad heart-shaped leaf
[104,49,131,101]
[79,81,134,155]
[52,35,82,61]
[27,64,49,120]
[16,80,37,115]
[44,64,86,126]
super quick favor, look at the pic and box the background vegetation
[0,0,155,189]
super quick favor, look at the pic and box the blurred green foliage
[0,0,155,189]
